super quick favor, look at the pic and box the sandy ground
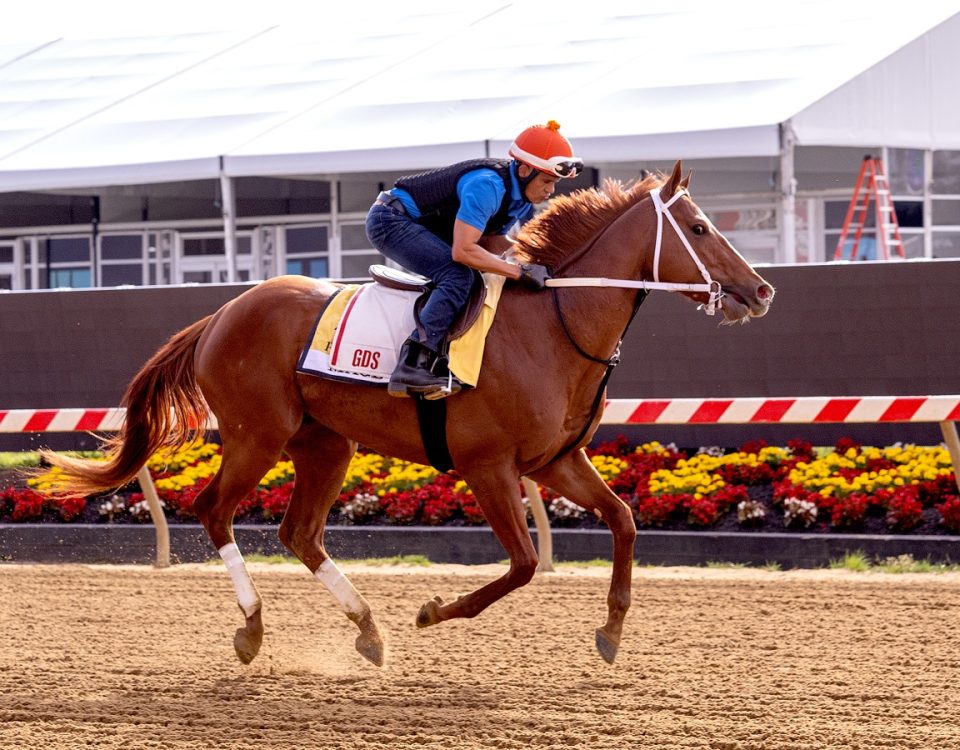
[1,562,959,750]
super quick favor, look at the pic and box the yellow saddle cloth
[297,274,506,388]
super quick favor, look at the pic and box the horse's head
[650,161,774,323]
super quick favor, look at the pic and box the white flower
[342,493,381,522]
[737,499,766,523]
[783,497,818,528]
[548,496,584,520]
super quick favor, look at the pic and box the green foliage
[0,452,40,470]
[829,550,871,571]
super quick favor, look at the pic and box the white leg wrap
[218,542,261,618]
[315,559,367,618]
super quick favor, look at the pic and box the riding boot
[387,338,462,399]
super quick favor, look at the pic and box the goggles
[509,143,584,179]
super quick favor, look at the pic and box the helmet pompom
[545,120,562,131]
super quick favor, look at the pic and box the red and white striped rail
[601,395,960,425]
[2,397,959,432]
[0,408,219,432]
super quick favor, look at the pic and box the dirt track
[1,562,959,750]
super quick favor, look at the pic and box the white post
[923,149,933,259]
[220,166,238,283]
[137,465,170,568]
[330,176,341,278]
[779,121,797,264]
[29,237,40,289]
[940,421,960,495]
[521,477,554,572]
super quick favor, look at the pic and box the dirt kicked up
[1,562,958,750]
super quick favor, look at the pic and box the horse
[44,161,774,668]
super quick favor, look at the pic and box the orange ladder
[833,155,905,261]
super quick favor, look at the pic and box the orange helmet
[509,120,583,178]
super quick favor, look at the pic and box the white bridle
[545,188,724,316]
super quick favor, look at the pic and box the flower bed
[2,436,958,535]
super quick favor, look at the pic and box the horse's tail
[41,315,214,497]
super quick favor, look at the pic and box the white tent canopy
[0,0,958,191]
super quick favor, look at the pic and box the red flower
[459,493,487,525]
[259,483,293,520]
[11,489,45,521]
[740,439,769,454]
[936,495,960,532]
[787,439,815,461]
[635,493,684,527]
[834,437,861,455]
[883,487,923,531]
[830,493,869,527]
[53,495,86,522]
[381,490,421,524]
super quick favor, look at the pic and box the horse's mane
[512,173,664,268]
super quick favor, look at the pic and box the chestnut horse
[46,162,774,668]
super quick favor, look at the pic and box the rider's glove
[517,263,551,291]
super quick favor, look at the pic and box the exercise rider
[364,120,583,399]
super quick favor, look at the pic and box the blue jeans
[365,202,474,352]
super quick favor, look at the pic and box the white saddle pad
[300,283,418,384]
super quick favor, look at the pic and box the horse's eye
[691,223,707,236]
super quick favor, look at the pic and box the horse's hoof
[595,628,619,664]
[234,625,263,664]
[355,631,386,667]
[416,596,444,628]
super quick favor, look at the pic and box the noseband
[546,188,724,316]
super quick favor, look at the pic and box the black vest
[394,158,519,244]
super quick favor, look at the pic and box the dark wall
[610,259,960,398]
[0,283,249,409]
[1,260,958,447]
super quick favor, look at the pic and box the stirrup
[421,371,462,401]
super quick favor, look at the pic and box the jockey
[365,120,583,399]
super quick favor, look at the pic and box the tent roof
[1,0,958,191]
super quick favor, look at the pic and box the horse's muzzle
[720,281,775,321]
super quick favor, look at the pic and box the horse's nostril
[757,284,774,301]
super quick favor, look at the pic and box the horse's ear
[660,160,683,198]
[680,169,692,191]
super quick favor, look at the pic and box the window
[101,264,143,287]
[48,268,91,288]
[825,197,923,261]
[101,235,142,260]
[933,151,960,193]
[887,148,925,196]
[100,234,144,287]
[933,233,960,258]
[932,199,960,226]
[48,237,90,263]
[287,258,329,277]
[285,225,329,279]
[341,253,383,279]
[340,222,382,279]
[44,237,92,288]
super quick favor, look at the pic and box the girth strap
[414,397,455,472]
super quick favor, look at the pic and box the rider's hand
[517,263,551,290]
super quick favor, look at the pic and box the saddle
[369,264,487,342]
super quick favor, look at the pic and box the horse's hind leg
[416,464,538,627]
[530,449,637,664]
[194,438,286,664]
[279,422,385,667]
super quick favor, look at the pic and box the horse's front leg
[531,449,637,664]
[416,465,538,627]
